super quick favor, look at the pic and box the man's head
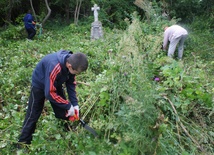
[164,26,169,31]
[66,52,88,74]
[28,10,32,14]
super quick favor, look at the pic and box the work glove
[69,105,79,122]
[66,105,74,117]
[74,105,79,118]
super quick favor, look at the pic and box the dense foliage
[0,1,214,155]
[0,0,214,29]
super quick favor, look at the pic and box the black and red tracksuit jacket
[31,50,77,110]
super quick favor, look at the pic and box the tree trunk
[5,0,13,25]
[74,0,82,25]
[65,0,70,24]
[42,0,51,26]
[30,0,37,21]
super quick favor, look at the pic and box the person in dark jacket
[23,10,36,40]
[18,50,88,145]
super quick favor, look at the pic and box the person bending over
[18,50,88,145]
[163,25,188,59]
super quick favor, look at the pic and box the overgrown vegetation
[0,7,214,155]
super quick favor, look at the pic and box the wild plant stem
[163,95,204,152]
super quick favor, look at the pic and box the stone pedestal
[91,21,103,40]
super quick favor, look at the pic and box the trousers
[18,86,68,144]
[26,28,36,40]
[168,34,188,59]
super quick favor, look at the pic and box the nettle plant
[154,57,213,114]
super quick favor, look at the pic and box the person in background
[162,25,188,60]
[18,50,88,146]
[23,10,36,40]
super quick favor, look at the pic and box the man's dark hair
[67,52,88,72]
[28,10,32,14]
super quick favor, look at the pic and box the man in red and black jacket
[18,50,88,145]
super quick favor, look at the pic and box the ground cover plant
[0,12,214,155]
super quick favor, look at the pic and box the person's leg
[167,37,180,58]
[28,28,36,40]
[50,103,69,120]
[50,87,68,120]
[18,86,45,144]
[178,34,188,59]
[26,29,31,39]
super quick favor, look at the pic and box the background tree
[74,0,83,25]
[164,0,214,23]
[42,0,51,25]
[30,0,38,21]
[0,0,22,26]
[0,0,213,29]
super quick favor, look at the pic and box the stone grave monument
[91,4,103,40]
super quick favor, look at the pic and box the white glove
[74,105,79,118]
[66,105,74,117]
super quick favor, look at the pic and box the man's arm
[66,74,78,107]
[66,74,79,119]
[44,63,72,110]
[163,31,169,50]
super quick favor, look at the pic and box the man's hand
[161,45,163,50]
[161,45,167,51]
[74,105,79,118]
[66,105,74,117]
[69,105,79,122]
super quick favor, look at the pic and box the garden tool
[36,23,43,37]
[69,110,98,137]
[79,119,98,137]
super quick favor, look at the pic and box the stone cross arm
[91,4,100,22]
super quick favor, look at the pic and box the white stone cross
[91,4,100,22]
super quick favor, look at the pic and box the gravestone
[91,4,103,40]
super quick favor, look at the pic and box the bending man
[163,25,188,59]
[18,50,88,145]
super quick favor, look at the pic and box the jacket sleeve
[45,63,72,110]
[66,74,78,107]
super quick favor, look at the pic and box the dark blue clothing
[23,13,35,29]
[23,13,36,39]
[32,50,78,109]
[18,50,78,144]
[18,86,45,144]
[18,85,70,144]
[26,28,36,39]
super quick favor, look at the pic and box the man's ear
[66,62,72,68]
